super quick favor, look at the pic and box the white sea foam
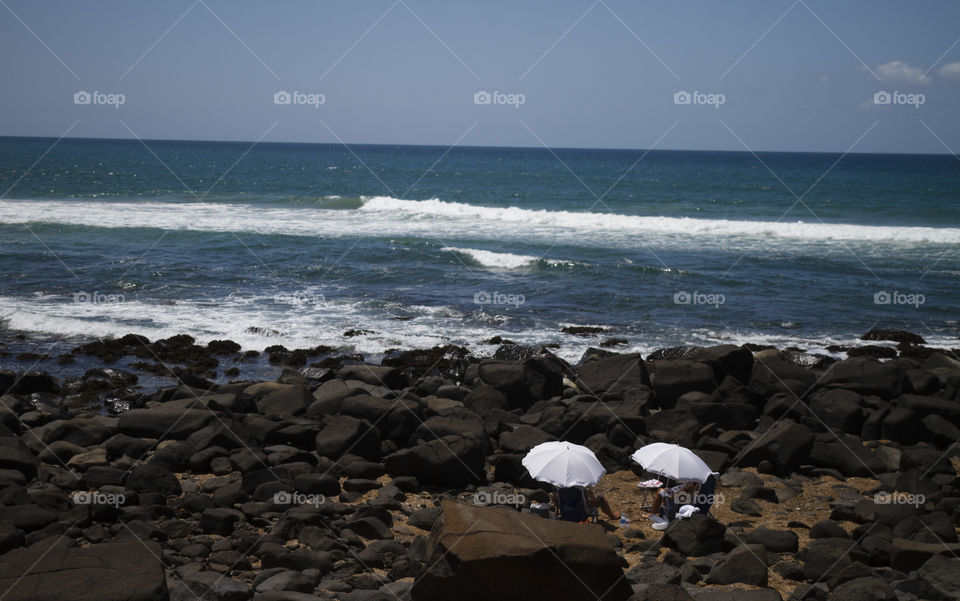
[1,197,958,247]
[441,246,574,269]
[360,196,960,244]
[2,294,957,364]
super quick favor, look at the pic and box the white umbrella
[630,443,713,483]
[522,441,607,488]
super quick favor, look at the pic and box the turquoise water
[0,136,957,363]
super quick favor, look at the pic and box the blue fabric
[695,475,717,514]
[557,487,588,522]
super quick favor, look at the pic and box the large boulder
[705,545,769,587]
[0,447,39,480]
[660,514,727,556]
[732,420,814,476]
[498,425,556,454]
[0,539,167,601]
[890,538,960,572]
[808,389,865,434]
[749,352,817,397]
[695,345,755,384]
[117,407,215,440]
[808,435,889,477]
[651,360,717,409]
[817,358,907,399]
[411,500,632,601]
[575,353,650,396]
[251,383,311,417]
[126,463,182,496]
[477,360,548,410]
[385,434,486,488]
[315,415,381,460]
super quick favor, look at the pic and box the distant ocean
[1,136,958,367]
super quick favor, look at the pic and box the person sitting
[648,481,697,520]
[694,473,718,515]
[552,486,618,522]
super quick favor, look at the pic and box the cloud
[938,62,960,79]
[874,60,931,85]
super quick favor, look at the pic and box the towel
[676,504,700,519]
[638,479,663,488]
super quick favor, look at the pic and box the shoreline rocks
[0,333,957,600]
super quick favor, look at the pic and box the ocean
[0,136,958,371]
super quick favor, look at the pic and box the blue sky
[1,0,959,153]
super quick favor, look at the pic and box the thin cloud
[937,62,960,79]
[873,60,932,85]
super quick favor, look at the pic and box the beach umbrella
[522,441,607,488]
[630,443,712,483]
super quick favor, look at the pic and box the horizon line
[0,133,955,158]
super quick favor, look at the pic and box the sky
[1,0,959,154]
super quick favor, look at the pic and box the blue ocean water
[0,136,957,364]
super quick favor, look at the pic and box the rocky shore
[0,328,958,600]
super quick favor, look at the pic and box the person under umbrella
[630,443,716,520]
[522,441,618,522]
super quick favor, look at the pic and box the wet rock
[861,329,924,345]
